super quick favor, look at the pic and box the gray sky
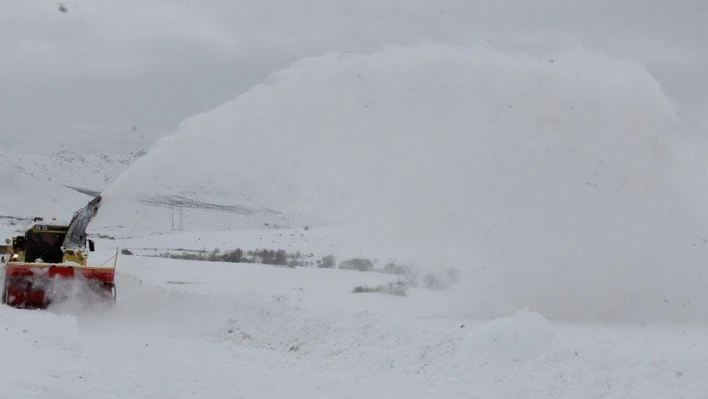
[2,0,707,151]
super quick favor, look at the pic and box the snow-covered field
[2,228,708,398]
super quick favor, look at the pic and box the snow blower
[1,195,116,309]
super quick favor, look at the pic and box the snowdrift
[98,42,708,324]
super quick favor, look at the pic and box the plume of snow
[100,42,708,324]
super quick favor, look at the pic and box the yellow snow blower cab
[1,195,116,309]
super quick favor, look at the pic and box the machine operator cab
[7,217,95,265]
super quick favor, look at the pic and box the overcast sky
[2,0,707,151]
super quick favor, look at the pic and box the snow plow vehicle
[1,195,116,309]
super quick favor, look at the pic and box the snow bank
[99,42,708,324]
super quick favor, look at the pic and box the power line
[171,205,184,231]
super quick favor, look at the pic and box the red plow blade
[2,263,116,310]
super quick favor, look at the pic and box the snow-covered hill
[0,148,144,235]
[11,150,145,195]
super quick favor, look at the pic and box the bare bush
[380,261,411,276]
[339,258,375,272]
[153,248,318,267]
[352,280,408,297]
[421,273,447,290]
[318,254,336,268]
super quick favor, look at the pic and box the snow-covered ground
[2,229,707,398]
